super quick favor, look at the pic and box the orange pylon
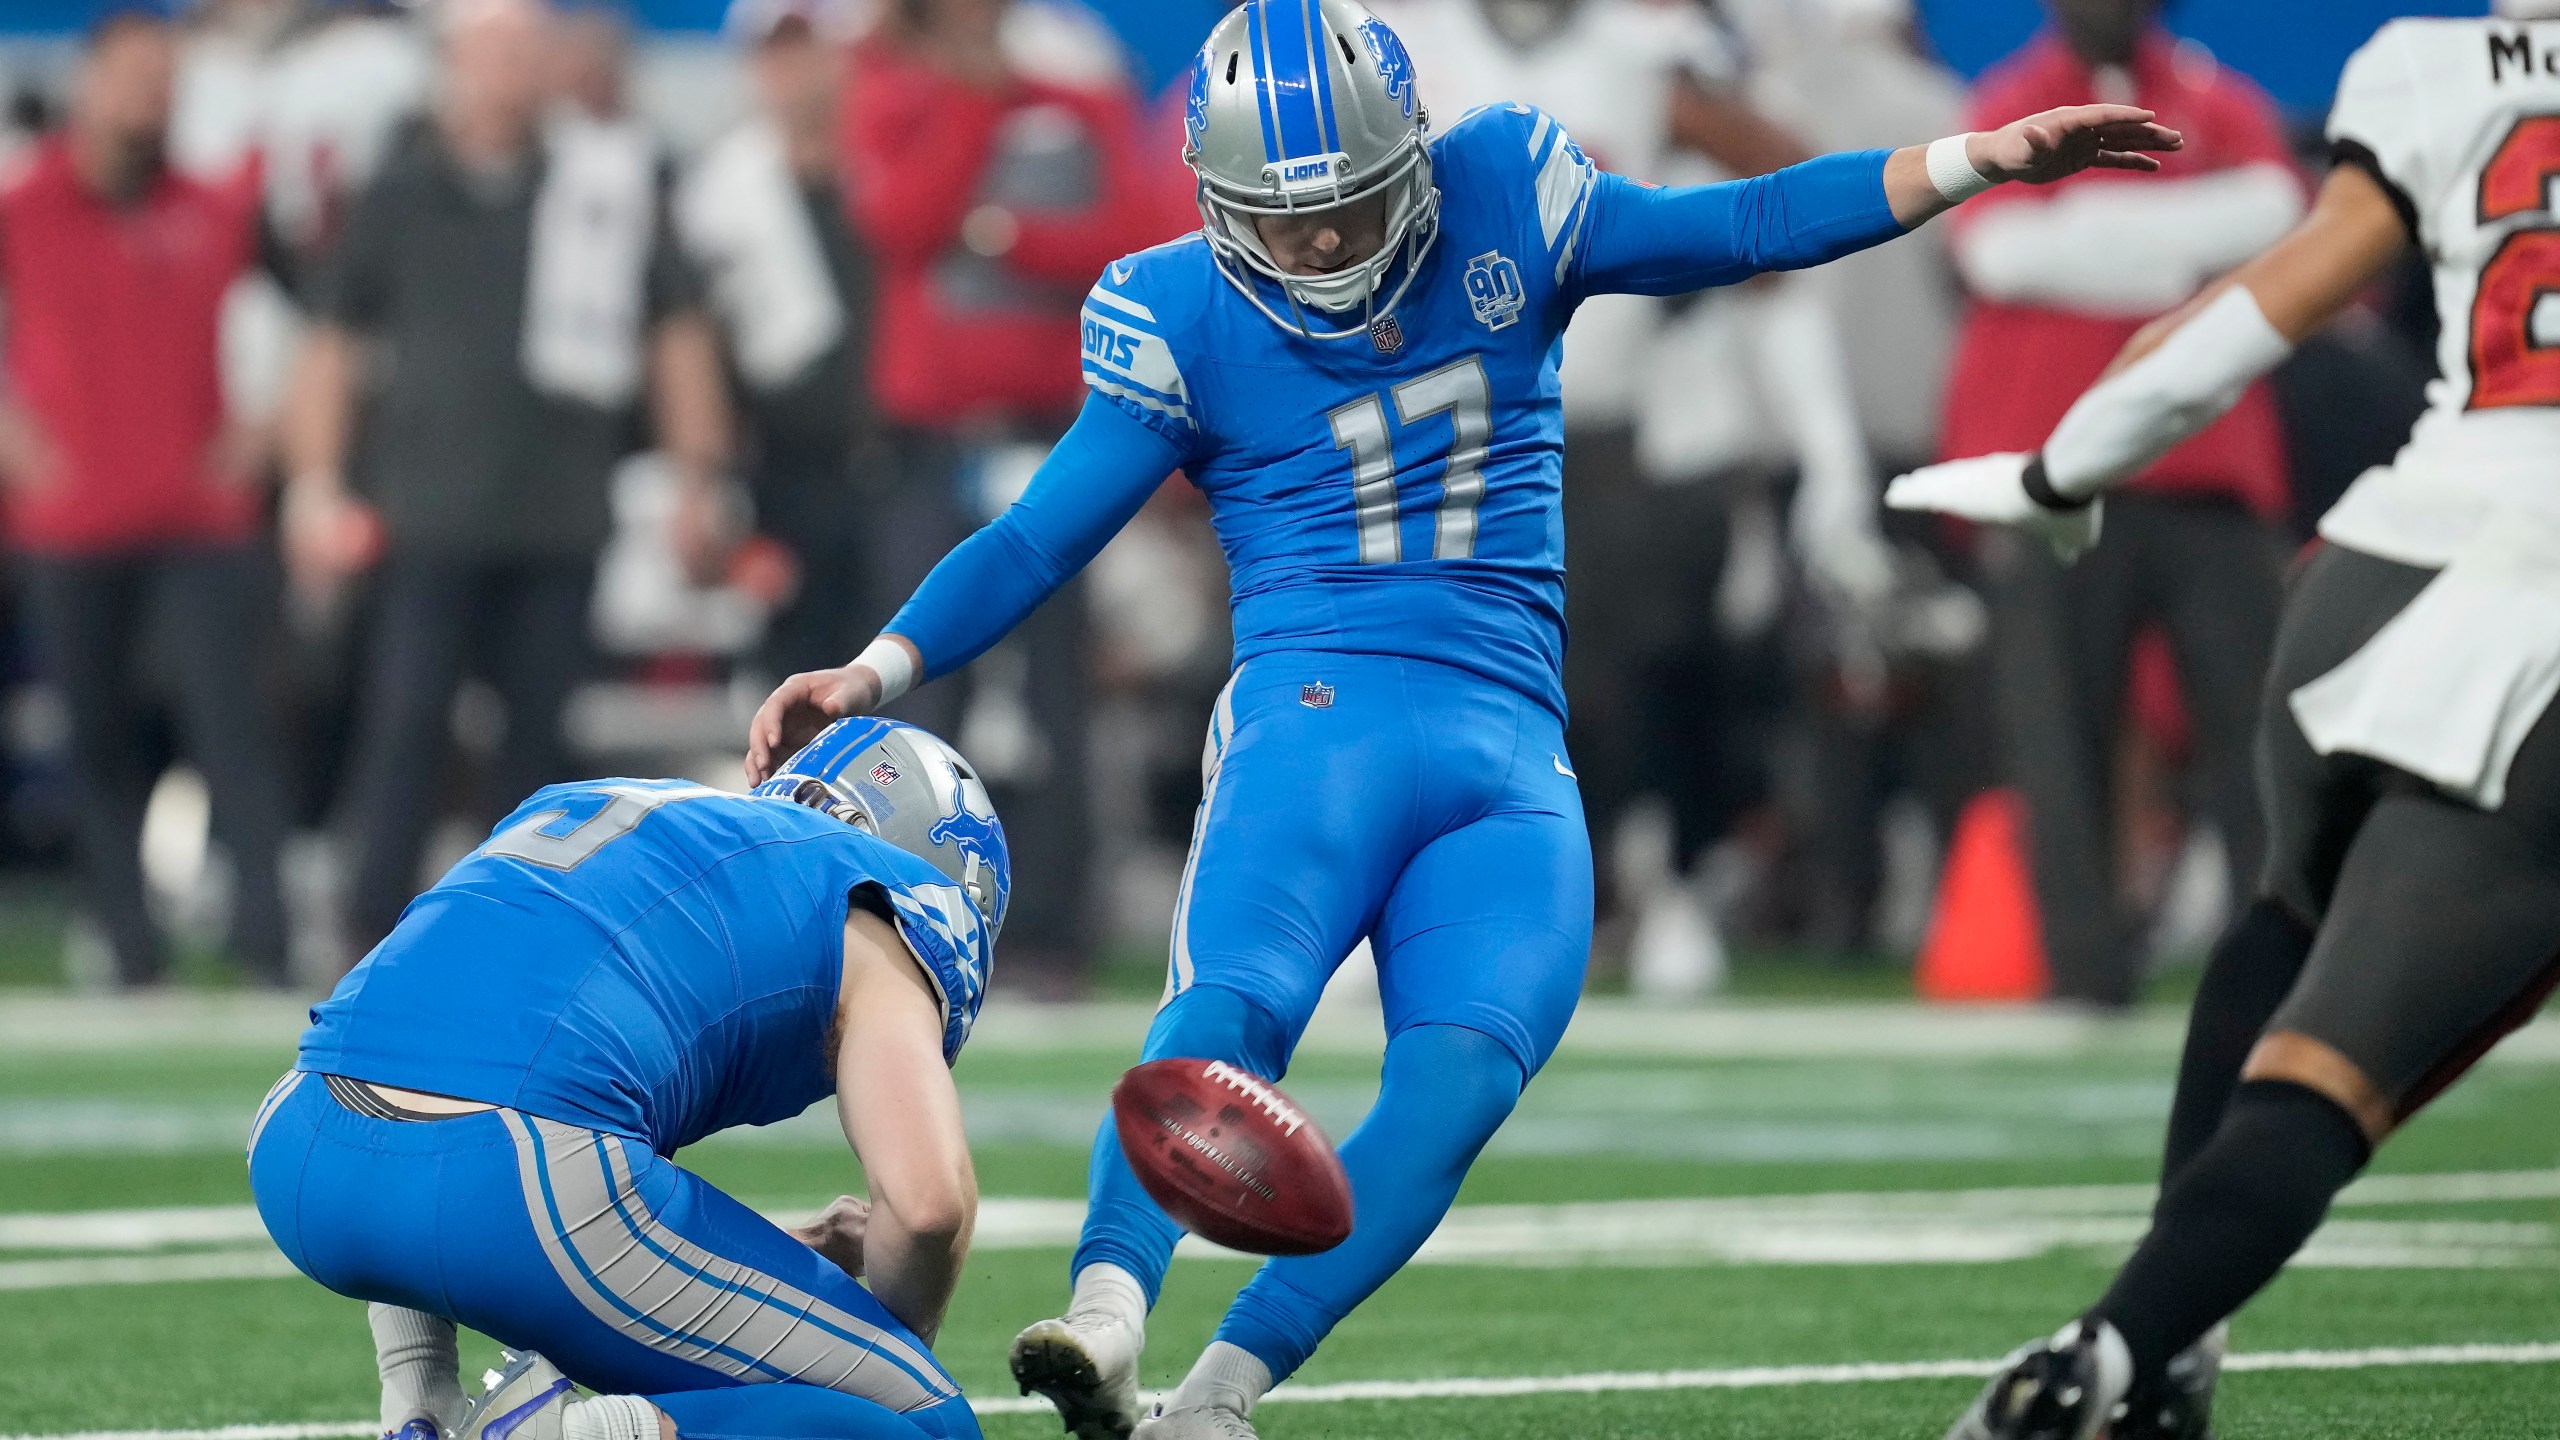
[1916,788,2050,1002]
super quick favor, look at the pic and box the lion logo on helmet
[927,806,1012,932]
[1184,48,1213,148]
[1357,15,1417,120]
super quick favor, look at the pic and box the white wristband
[852,636,917,706]
[1927,134,1993,204]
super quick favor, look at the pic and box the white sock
[562,1395,658,1440]
[1169,1341,1272,1417]
[369,1304,465,1434]
[1066,1262,1149,1338]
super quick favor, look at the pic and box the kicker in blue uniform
[741,3,2176,1437]
[887,41,1897,1440]
[249,721,1008,1440]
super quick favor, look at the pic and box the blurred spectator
[0,10,294,986]
[280,0,729,953]
[1941,0,2303,1007]
[1390,0,1897,995]
[241,2,433,281]
[841,0,1172,988]
[1714,0,1980,961]
[550,3,638,125]
[681,0,880,680]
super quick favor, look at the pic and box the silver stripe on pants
[501,1111,956,1410]
[246,1070,308,1159]
[1167,670,1240,1000]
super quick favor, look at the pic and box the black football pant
[19,543,294,986]
[343,553,594,951]
[2099,542,2560,1378]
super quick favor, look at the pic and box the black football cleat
[2113,1323,2225,1440]
[1944,1319,2134,1440]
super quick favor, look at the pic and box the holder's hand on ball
[788,1194,871,1280]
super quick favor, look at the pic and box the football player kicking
[249,720,1008,1440]
[744,4,2176,1438]
[1890,5,2560,1437]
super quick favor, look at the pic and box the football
[1111,1058,1355,1256]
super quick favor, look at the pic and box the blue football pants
[247,1074,981,1440]
[1072,651,1594,1381]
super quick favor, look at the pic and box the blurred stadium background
[0,0,2500,1008]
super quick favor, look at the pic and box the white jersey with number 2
[2320,17,2560,566]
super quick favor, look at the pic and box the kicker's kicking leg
[1016,986,1299,1440]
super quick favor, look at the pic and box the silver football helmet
[1183,0,1439,339]
[751,717,1012,938]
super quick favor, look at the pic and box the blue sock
[1070,984,1295,1305]
[1211,1023,1525,1381]
[650,1386,981,1440]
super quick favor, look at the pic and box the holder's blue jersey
[1085,103,1594,712]
[298,781,993,1155]
[884,106,1896,715]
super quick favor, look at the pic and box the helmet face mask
[1184,0,1441,340]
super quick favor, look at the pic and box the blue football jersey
[298,781,993,1154]
[1080,102,1600,716]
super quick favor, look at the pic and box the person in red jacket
[838,0,1178,988]
[845,0,1177,428]
[1940,0,2304,1008]
[0,9,294,987]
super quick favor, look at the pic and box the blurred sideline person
[745,1,2182,1435]
[0,10,296,986]
[1941,0,2305,1008]
[682,0,883,681]
[1380,0,1901,994]
[1719,0,1980,958]
[281,0,730,954]
[1893,7,2560,1436]
[840,0,1175,986]
[249,720,1005,1440]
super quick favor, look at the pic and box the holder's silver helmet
[1183,0,1439,338]
[751,717,1011,939]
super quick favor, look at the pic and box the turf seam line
[15,1340,2560,1437]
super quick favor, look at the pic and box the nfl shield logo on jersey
[1301,682,1335,709]
[1465,251,1525,331]
[1368,313,1405,354]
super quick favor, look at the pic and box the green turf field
[4,994,2556,1440]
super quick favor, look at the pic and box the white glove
[1884,451,2104,564]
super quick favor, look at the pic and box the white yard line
[11,1340,2560,1440]
[9,1168,2558,1288]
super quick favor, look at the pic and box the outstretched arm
[1575,104,2181,297]
[745,393,1186,780]
[1884,163,2411,560]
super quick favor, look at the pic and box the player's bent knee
[2242,1030,2394,1145]
[1382,1023,1527,1137]
[1143,982,1296,1079]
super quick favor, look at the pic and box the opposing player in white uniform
[1892,6,2560,1438]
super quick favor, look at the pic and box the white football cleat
[1129,1403,1257,1440]
[455,1352,575,1440]
[1011,1315,1145,1440]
